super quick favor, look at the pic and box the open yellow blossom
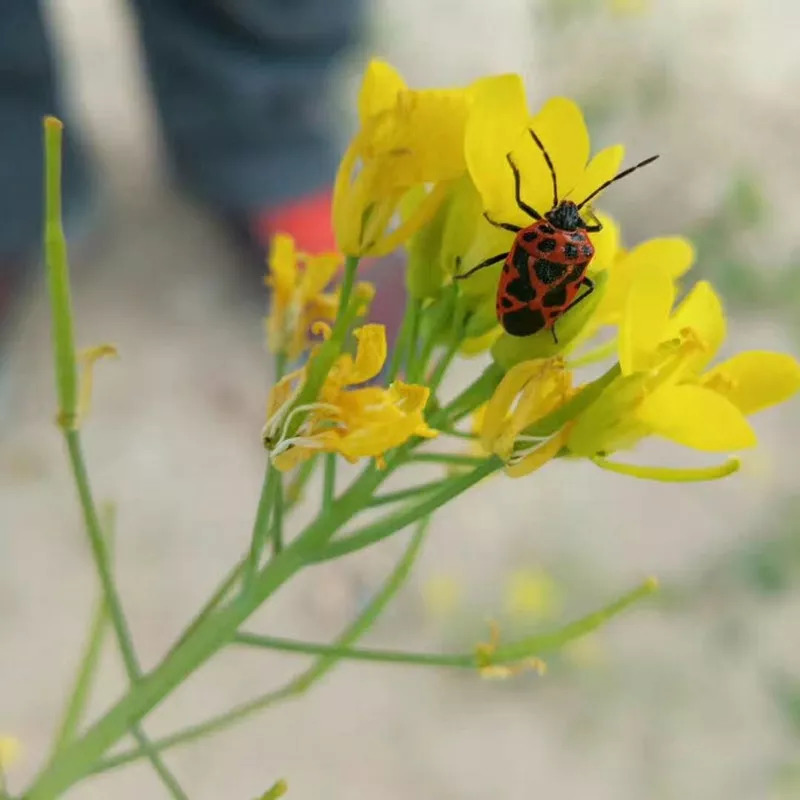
[263,324,437,470]
[333,59,471,256]
[568,267,800,477]
[265,234,351,359]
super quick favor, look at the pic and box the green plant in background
[3,59,799,799]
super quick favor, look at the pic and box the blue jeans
[0,0,360,258]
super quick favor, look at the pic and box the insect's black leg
[563,276,595,313]
[506,153,543,221]
[551,326,559,344]
[483,212,521,233]
[455,252,508,280]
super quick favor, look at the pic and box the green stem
[284,456,318,510]
[88,520,431,776]
[404,299,423,381]
[408,453,489,467]
[368,480,445,508]
[234,577,657,668]
[426,340,459,399]
[384,294,415,382]
[130,730,189,800]
[314,457,502,563]
[50,582,108,755]
[322,453,336,511]
[270,471,284,554]
[43,117,78,429]
[244,466,275,587]
[436,362,504,426]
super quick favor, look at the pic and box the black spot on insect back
[563,242,579,260]
[581,245,593,258]
[512,246,530,273]
[538,224,555,234]
[521,229,539,242]
[533,258,567,285]
[502,306,546,337]
[543,285,567,308]
[505,276,536,302]
[537,237,557,253]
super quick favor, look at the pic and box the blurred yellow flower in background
[504,567,563,620]
[0,735,21,774]
[422,574,463,620]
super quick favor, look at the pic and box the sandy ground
[1,0,799,798]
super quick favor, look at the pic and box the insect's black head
[545,200,584,232]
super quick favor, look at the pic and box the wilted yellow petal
[506,428,569,477]
[637,383,757,451]
[567,144,625,206]
[299,253,342,298]
[358,59,406,121]
[481,360,548,452]
[464,74,530,220]
[703,350,800,414]
[619,264,674,375]
[267,234,298,299]
[348,325,387,385]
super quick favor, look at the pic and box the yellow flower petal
[619,264,675,375]
[358,59,406,121]
[592,455,740,482]
[524,97,590,209]
[596,236,694,328]
[702,351,800,414]
[506,428,568,477]
[637,384,757,451]
[464,74,530,220]
[266,233,298,299]
[299,252,342,298]
[587,211,621,272]
[661,280,725,373]
[567,144,625,206]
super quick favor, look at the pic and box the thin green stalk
[384,294,415,382]
[43,117,78,429]
[244,466,275,588]
[368,480,445,508]
[50,588,108,755]
[314,457,502,563]
[426,340,459,399]
[0,759,8,800]
[130,730,189,800]
[322,453,336,512]
[65,432,140,676]
[435,362,504,427]
[88,519,431,776]
[234,576,657,668]
[404,298,423,381]
[413,289,456,383]
[270,471,284,554]
[409,453,490,467]
[259,779,288,799]
[284,456,318,510]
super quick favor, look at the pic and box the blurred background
[1,0,800,797]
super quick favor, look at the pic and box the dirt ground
[2,1,799,798]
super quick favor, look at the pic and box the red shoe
[244,190,407,340]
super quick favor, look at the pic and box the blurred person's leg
[0,2,94,267]
[0,1,95,354]
[131,0,361,254]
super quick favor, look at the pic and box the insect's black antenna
[528,128,559,209]
[576,154,660,210]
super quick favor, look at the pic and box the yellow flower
[333,59,471,256]
[479,358,574,476]
[455,79,633,361]
[568,267,800,478]
[265,234,354,360]
[263,324,437,470]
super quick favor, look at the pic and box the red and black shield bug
[456,129,659,341]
